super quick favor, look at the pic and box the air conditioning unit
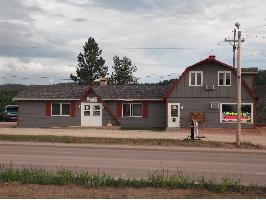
[210,102,220,109]
[205,84,215,90]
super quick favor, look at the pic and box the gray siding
[168,97,254,128]
[242,75,253,90]
[168,63,254,128]
[121,102,166,128]
[104,101,166,128]
[171,64,239,98]
[86,89,166,128]
[102,102,120,126]
[18,101,80,128]
[255,86,266,126]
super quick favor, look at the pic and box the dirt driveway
[0,122,266,146]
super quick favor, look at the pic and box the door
[81,103,102,126]
[167,103,180,128]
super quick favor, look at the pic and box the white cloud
[0,0,266,85]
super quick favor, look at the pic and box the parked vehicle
[4,105,18,121]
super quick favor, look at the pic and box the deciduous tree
[110,56,138,85]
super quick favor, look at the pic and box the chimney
[208,55,216,61]
[99,77,108,86]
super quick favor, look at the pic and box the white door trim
[81,102,102,126]
[167,103,180,128]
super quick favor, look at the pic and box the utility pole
[233,29,236,68]
[225,22,244,147]
[236,28,242,147]
[225,28,237,68]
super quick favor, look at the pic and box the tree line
[70,37,138,85]
[0,84,26,118]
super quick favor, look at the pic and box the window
[93,105,101,116]
[218,71,231,86]
[220,103,253,123]
[52,103,70,116]
[189,71,203,86]
[123,103,142,117]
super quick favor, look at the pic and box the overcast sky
[0,0,266,85]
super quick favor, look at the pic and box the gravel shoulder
[1,182,265,199]
[0,122,266,146]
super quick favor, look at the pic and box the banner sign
[221,111,251,122]
[221,104,252,123]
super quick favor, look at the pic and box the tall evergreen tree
[70,37,108,85]
[110,56,138,85]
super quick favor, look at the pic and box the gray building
[14,56,257,129]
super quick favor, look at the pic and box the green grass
[0,134,264,149]
[0,164,265,194]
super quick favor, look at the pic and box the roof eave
[241,72,258,75]
[13,98,80,101]
[102,98,164,101]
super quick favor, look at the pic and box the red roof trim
[80,86,121,125]
[164,56,257,99]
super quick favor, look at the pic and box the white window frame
[189,71,203,86]
[51,102,71,116]
[218,71,231,86]
[122,103,143,117]
[219,103,253,124]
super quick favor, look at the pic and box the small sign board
[87,97,97,103]
[190,112,205,122]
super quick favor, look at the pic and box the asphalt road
[0,143,265,185]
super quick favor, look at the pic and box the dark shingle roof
[94,84,170,100]
[14,83,170,100]
[15,84,87,100]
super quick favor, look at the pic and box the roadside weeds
[0,164,265,198]
[0,134,264,150]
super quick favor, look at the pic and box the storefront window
[220,103,253,123]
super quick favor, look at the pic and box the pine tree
[70,37,108,85]
[110,56,138,85]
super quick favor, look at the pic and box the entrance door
[81,102,102,126]
[167,103,180,128]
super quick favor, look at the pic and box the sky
[0,0,266,85]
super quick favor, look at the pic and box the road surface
[0,143,265,185]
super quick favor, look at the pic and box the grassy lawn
[0,164,265,198]
[0,134,264,149]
